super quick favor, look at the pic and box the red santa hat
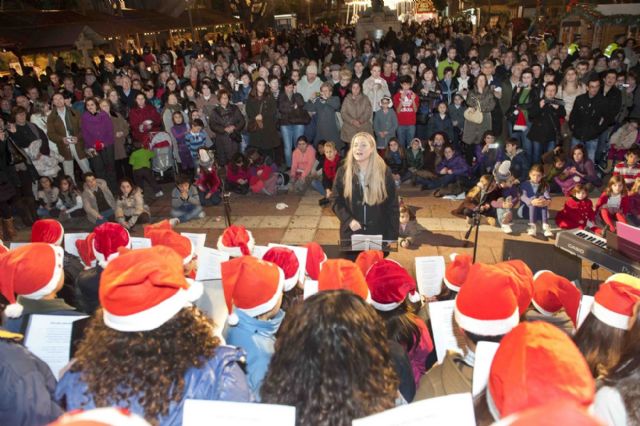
[221,256,284,326]
[497,259,534,315]
[443,252,472,292]
[487,322,595,420]
[31,219,64,246]
[146,229,195,265]
[216,225,255,257]
[262,246,301,292]
[513,108,527,132]
[75,232,96,267]
[454,263,520,336]
[48,407,151,426]
[0,243,65,318]
[99,246,203,332]
[93,223,131,267]
[143,219,173,236]
[318,259,370,301]
[591,274,640,330]
[304,242,327,281]
[532,270,582,327]
[499,400,603,426]
[366,259,421,311]
[355,250,384,276]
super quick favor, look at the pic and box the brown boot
[3,218,17,241]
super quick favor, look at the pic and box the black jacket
[209,103,245,144]
[277,92,310,126]
[600,85,622,127]
[569,93,605,141]
[75,265,103,315]
[331,165,399,242]
[527,100,566,144]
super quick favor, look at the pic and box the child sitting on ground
[289,136,316,194]
[226,152,250,195]
[490,161,520,234]
[247,148,278,195]
[452,174,497,226]
[520,164,553,237]
[399,203,420,248]
[36,176,60,218]
[312,141,340,206]
[612,145,640,189]
[195,149,222,206]
[545,153,567,194]
[384,137,410,188]
[606,119,638,171]
[555,183,596,231]
[595,175,630,234]
[406,138,424,183]
[170,174,205,225]
[627,178,640,226]
[504,138,530,184]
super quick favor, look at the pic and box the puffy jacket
[0,334,63,426]
[115,188,149,228]
[436,153,469,176]
[55,345,253,425]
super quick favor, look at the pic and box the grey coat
[340,94,373,144]
[373,109,399,149]
[305,96,342,149]
[462,88,495,145]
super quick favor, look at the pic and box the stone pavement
[12,182,611,290]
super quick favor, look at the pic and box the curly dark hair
[261,290,398,426]
[71,307,220,423]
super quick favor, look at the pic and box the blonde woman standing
[331,132,399,251]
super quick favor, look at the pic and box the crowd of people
[0,16,639,426]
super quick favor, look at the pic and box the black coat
[527,101,566,144]
[569,93,605,141]
[331,165,399,242]
[277,92,310,126]
[209,103,245,146]
[75,265,103,315]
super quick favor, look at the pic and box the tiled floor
[11,182,611,290]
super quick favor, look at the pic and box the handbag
[464,98,483,124]
[248,100,264,132]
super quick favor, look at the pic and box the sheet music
[194,279,227,340]
[472,341,500,396]
[415,256,446,297]
[63,233,88,256]
[353,393,475,426]
[577,295,595,330]
[350,234,383,251]
[267,243,308,282]
[183,400,295,426]
[429,300,465,363]
[180,233,207,254]
[24,314,89,379]
[129,237,152,250]
[195,247,230,281]
[251,245,269,259]
[9,242,28,249]
[303,278,318,300]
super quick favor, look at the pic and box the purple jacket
[81,111,115,149]
[436,153,469,176]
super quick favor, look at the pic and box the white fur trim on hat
[533,269,552,281]
[591,301,631,330]
[4,303,24,319]
[54,230,64,246]
[183,241,196,265]
[93,228,131,267]
[454,305,520,337]
[443,274,461,292]
[103,280,203,332]
[486,384,502,421]
[408,290,422,304]
[283,273,299,292]
[371,299,402,312]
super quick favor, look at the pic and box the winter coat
[462,87,495,145]
[595,193,631,216]
[75,266,103,315]
[55,345,253,425]
[506,149,531,183]
[569,93,606,141]
[407,148,424,170]
[601,86,622,127]
[46,107,87,161]
[115,188,149,227]
[363,76,391,112]
[290,146,317,180]
[331,165,400,241]
[426,113,454,142]
[226,164,250,185]
[340,94,373,144]
[110,112,130,161]
[304,96,342,148]
[246,95,280,150]
[473,143,505,176]
[171,185,201,210]
[373,109,399,149]
[414,350,472,401]
[556,197,595,229]
[226,309,285,397]
[448,103,466,129]
[0,333,63,425]
[520,181,551,207]
[555,159,601,195]
[436,153,469,177]
[407,319,434,388]
[609,124,639,150]
[528,101,566,144]
[277,92,310,126]
[81,111,115,150]
[384,151,408,176]
[210,103,245,149]
[129,104,161,145]
[195,95,218,120]
[81,179,116,223]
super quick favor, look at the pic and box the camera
[545,98,565,106]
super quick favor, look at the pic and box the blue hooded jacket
[55,345,252,425]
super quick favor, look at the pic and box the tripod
[464,176,494,263]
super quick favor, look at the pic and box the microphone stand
[464,175,494,263]
[209,149,232,227]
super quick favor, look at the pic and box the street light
[307,0,311,25]
[186,0,196,42]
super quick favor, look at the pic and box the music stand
[338,236,399,252]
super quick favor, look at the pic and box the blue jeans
[95,208,114,225]
[397,125,416,149]
[510,124,532,163]
[281,124,305,167]
[571,137,598,162]
[417,173,457,189]
[532,140,555,165]
[171,203,203,223]
[311,178,326,197]
[596,127,612,167]
[199,191,222,206]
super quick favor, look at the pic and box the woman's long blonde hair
[343,132,388,205]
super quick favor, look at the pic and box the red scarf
[323,155,340,181]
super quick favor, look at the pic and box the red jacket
[196,168,221,196]
[129,104,162,145]
[556,197,595,229]
[595,193,631,215]
[226,163,250,184]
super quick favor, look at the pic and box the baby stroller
[149,131,177,180]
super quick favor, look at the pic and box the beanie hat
[493,160,512,183]
[318,259,370,301]
[31,219,64,246]
[591,274,640,330]
[380,95,393,108]
[48,407,151,426]
[99,246,203,332]
[513,108,527,132]
[221,256,284,326]
[532,270,582,327]
[217,225,255,257]
[501,400,602,426]
[262,247,301,292]
[487,322,595,420]
[366,259,421,311]
[497,259,534,315]
[93,223,131,267]
[443,253,472,292]
[355,250,384,276]
[146,229,195,265]
[143,219,173,236]
[76,232,96,267]
[304,242,327,281]
[454,263,520,336]
[0,243,64,318]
